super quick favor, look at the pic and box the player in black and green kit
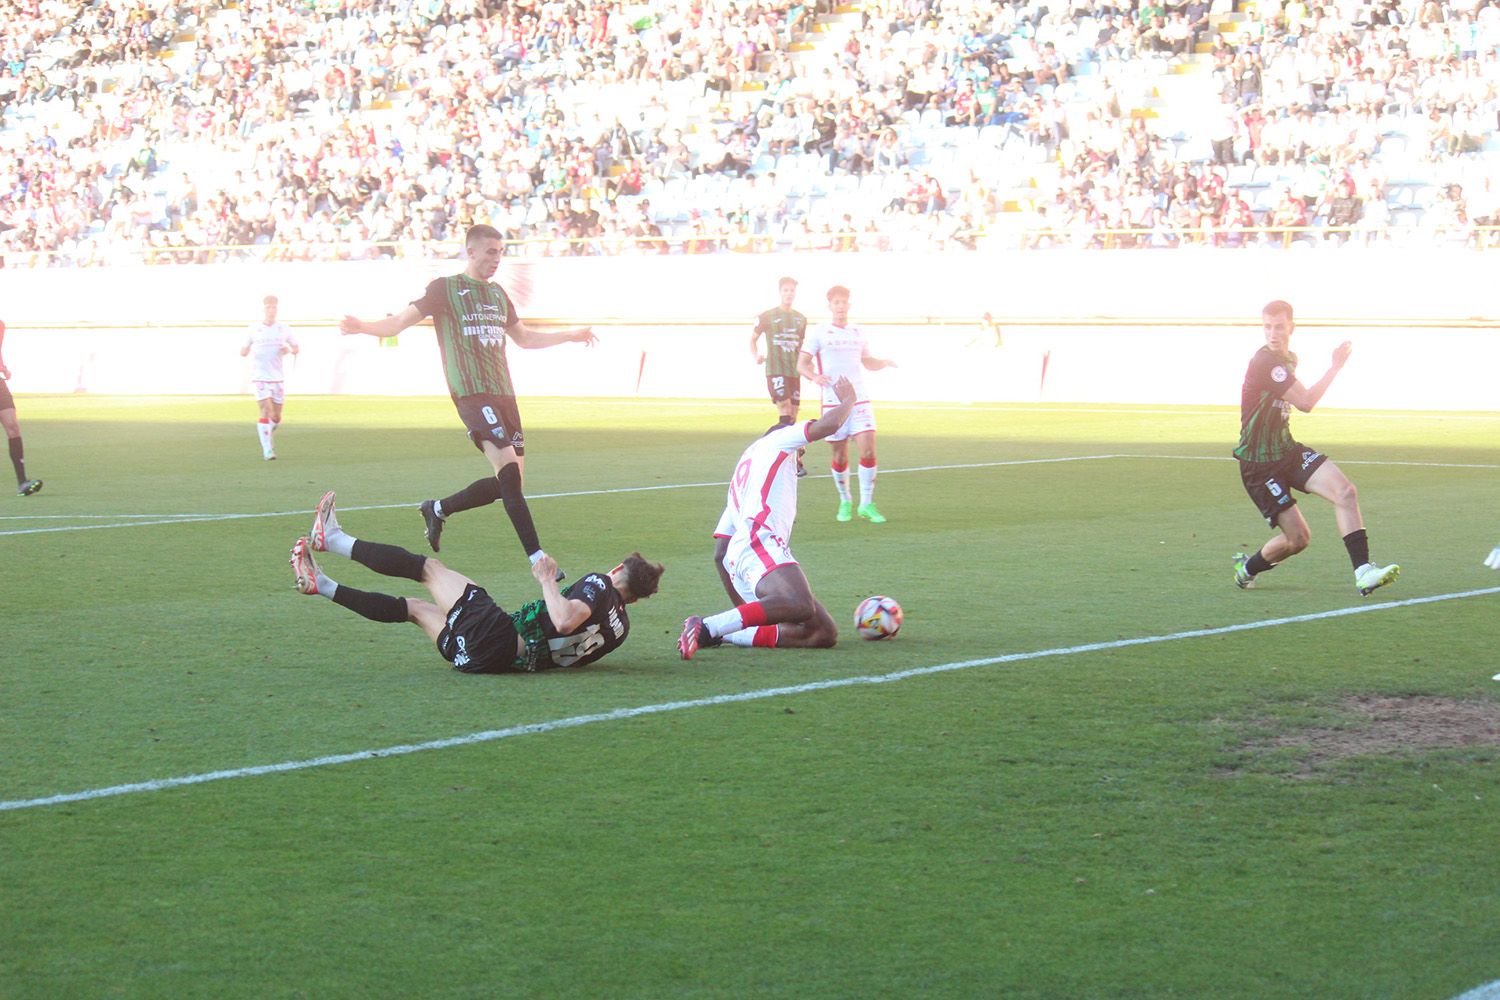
[292,490,664,674]
[341,225,595,578]
[751,276,808,475]
[0,319,43,497]
[1231,299,1399,596]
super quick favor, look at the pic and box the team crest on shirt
[1271,365,1288,383]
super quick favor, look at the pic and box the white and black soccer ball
[854,595,903,640]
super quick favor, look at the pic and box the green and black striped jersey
[413,274,519,398]
[508,573,630,671]
[755,306,808,378]
[1234,346,1298,464]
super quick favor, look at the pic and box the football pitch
[3,394,1499,999]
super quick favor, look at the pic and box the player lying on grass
[1231,299,1399,596]
[678,375,856,660]
[291,491,664,673]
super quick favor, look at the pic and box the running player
[0,320,42,496]
[241,294,298,460]
[797,285,897,523]
[340,224,595,578]
[1232,299,1399,595]
[750,276,808,476]
[678,376,856,659]
[292,490,663,673]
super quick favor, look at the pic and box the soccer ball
[854,595,903,640]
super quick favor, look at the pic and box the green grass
[3,395,1499,999]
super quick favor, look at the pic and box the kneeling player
[678,376,856,659]
[291,491,663,673]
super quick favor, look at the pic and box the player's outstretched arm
[341,304,423,339]
[1485,542,1500,570]
[1283,340,1351,413]
[861,345,897,370]
[532,554,591,632]
[510,320,597,350]
[805,377,857,443]
[797,350,828,386]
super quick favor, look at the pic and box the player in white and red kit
[678,377,857,659]
[241,294,298,460]
[797,285,897,523]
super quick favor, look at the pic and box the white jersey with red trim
[245,321,297,381]
[713,421,813,547]
[802,321,869,405]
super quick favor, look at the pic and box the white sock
[317,574,338,598]
[857,463,876,506]
[433,500,447,519]
[257,422,272,449]
[724,627,759,647]
[324,528,355,559]
[833,466,851,502]
[703,608,747,639]
[529,549,547,566]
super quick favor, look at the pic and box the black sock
[497,462,542,557]
[1342,528,1370,570]
[8,436,24,484]
[332,585,409,623]
[350,539,427,581]
[1247,551,1275,575]
[439,476,504,517]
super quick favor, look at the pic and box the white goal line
[4,585,1497,814]
[1,453,1493,536]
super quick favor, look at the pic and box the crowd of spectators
[0,0,1498,265]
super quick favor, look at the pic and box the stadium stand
[1,0,1498,263]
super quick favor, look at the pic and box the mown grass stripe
[5,585,1496,813]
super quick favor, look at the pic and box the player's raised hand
[531,552,560,584]
[832,375,856,404]
[1332,340,1353,366]
[339,315,364,336]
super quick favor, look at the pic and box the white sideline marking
[4,586,1496,814]
[1453,981,1500,1000]
[2,453,1494,536]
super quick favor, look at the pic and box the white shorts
[823,400,876,443]
[253,380,286,404]
[722,528,798,602]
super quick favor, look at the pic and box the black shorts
[453,393,525,457]
[767,374,801,405]
[0,378,13,411]
[1239,443,1328,527]
[436,583,522,673]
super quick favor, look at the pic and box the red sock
[737,602,768,628]
[752,625,779,647]
[831,460,848,473]
[859,455,876,468]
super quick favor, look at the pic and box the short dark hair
[618,553,664,601]
[466,224,502,245]
[1263,299,1294,321]
[827,284,850,300]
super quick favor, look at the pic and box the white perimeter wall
[0,250,1495,411]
